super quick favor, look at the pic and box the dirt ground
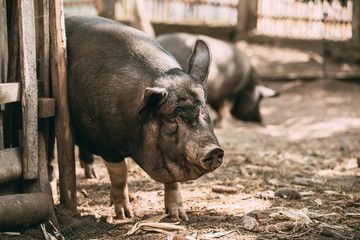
[3,45,360,240]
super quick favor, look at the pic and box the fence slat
[18,0,38,180]
[38,98,55,118]
[0,83,20,104]
[0,0,8,84]
[0,0,8,151]
[49,0,77,211]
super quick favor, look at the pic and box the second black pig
[157,32,278,128]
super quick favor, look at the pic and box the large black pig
[157,33,278,128]
[65,16,224,220]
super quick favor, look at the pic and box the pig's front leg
[104,160,134,219]
[164,182,188,221]
[213,99,231,128]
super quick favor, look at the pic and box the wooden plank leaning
[49,0,77,211]
[0,0,8,150]
[18,0,38,180]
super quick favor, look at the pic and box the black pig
[157,33,278,128]
[65,16,223,220]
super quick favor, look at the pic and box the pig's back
[66,16,179,80]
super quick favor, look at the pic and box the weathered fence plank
[49,0,77,211]
[353,0,360,42]
[38,98,55,118]
[0,82,20,104]
[0,0,8,150]
[18,0,38,180]
[0,0,8,84]
[37,0,50,97]
[7,0,19,84]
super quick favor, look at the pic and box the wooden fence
[256,0,352,40]
[0,0,75,229]
[113,0,238,26]
[105,0,352,40]
[63,0,354,40]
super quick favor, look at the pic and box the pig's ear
[139,87,168,122]
[188,40,211,87]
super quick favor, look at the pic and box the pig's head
[137,40,224,184]
[231,68,278,123]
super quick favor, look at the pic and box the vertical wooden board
[7,0,19,84]
[37,0,50,97]
[0,0,8,150]
[99,0,115,19]
[1,0,8,83]
[36,0,52,190]
[353,0,360,43]
[18,0,38,180]
[247,0,258,31]
[237,0,248,33]
[49,0,77,211]
[3,0,19,149]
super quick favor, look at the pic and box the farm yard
[7,42,360,240]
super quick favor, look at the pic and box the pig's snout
[201,146,224,171]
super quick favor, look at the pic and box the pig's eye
[167,116,177,123]
[164,116,178,134]
[200,107,208,117]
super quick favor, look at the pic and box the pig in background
[157,32,279,128]
[65,16,223,220]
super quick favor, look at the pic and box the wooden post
[0,0,8,150]
[37,0,50,97]
[18,0,38,180]
[3,0,19,150]
[247,0,258,32]
[0,0,8,84]
[352,0,360,43]
[99,0,115,19]
[7,0,19,84]
[133,0,155,38]
[236,0,258,36]
[36,0,54,183]
[49,0,77,211]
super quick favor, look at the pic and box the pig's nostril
[201,148,224,169]
[204,157,213,163]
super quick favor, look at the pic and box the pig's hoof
[84,165,97,179]
[166,206,189,221]
[115,205,134,219]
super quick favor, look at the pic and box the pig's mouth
[162,158,209,183]
[162,149,224,183]
[146,147,224,184]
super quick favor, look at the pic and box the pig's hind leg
[103,160,134,219]
[79,147,97,179]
